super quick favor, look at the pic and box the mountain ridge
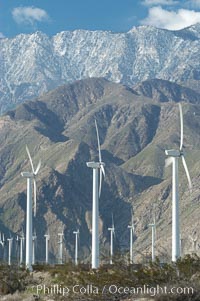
[1,24,200,113]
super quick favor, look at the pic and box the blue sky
[1,0,200,38]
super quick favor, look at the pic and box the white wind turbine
[16,234,20,264]
[32,231,37,265]
[86,120,105,269]
[0,232,5,248]
[128,216,138,264]
[0,233,5,262]
[108,214,115,265]
[58,227,64,264]
[73,229,79,266]
[44,232,50,264]
[148,208,156,262]
[21,145,41,271]
[165,104,192,262]
[19,230,25,265]
[180,234,184,257]
[189,233,198,253]
[7,235,13,266]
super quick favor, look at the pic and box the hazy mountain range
[1,24,200,113]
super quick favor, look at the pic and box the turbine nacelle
[21,172,34,178]
[128,225,135,231]
[165,149,181,157]
[58,233,64,237]
[148,223,156,227]
[86,161,104,169]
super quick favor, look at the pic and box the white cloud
[12,6,49,25]
[142,0,178,6]
[0,32,5,38]
[140,6,200,30]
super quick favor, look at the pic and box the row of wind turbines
[0,209,198,268]
[0,214,137,267]
[5,103,193,271]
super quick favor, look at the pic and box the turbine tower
[21,146,41,271]
[0,233,5,262]
[58,227,64,264]
[16,234,20,264]
[148,208,156,262]
[108,214,115,265]
[86,120,105,269]
[190,233,198,253]
[180,234,184,257]
[128,216,138,264]
[44,232,50,264]
[19,231,25,265]
[32,231,37,265]
[165,104,192,262]
[7,236,13,266]
[73,229,79,266]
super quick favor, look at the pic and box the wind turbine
[165,104,192,262]
[19,230,25,265]
[21,145,41,271]
[0,232,5,248]
[86,120,105,269]
[7,235,13,266]
[58,227,64,264]
[190,233,198,253]
[44,232,50,264]
[108,214,115,265]
[0,233,5,262]
[16,234,20,264]
[73,229,79,266]
[180,234,184,257]
[32,231,37,265]
[128,216,138,264]
[148,210,156,263]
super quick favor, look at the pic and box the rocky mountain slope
[1,24,200,113]
[0,77,199,263]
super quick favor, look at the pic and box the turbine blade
[134,217,139,226]
[26,145,35,173]
[165,157,173,168]
[33,179,37,216]
[101,164,105,178]
[34,160,41,175]
[181,156,192,191]
[99,168,102,198]
[189,235,193,242]
[179,103,184,151]
[95,119,102,162]
[112,213,114,229]
[153,203,156,222]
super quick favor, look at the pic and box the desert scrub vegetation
[0,255,199,300]
[0,264,29,295]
